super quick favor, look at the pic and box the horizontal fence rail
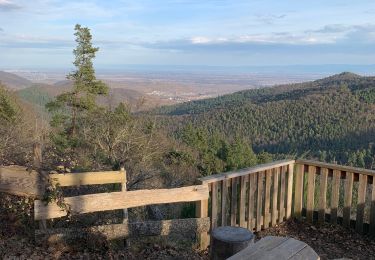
[50,170,125,186]
[0,166,44,197]
[34,185,209,220]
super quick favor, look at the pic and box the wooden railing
[33,169,210,248]
[295,159,375,235]
[200,159,375,237]
[199,159,296,232]
[2,157,375,249]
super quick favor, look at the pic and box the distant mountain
[154,72,375,168]
[0,71,33,90]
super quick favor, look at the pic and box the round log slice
[211,226,254,260]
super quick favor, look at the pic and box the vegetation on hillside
[154,72,375,170]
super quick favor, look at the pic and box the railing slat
[211,182,218,230]
[306,165,316,223]
[331,169,340,224]
[263,169,271,229]
[370,177,375,235]
[278,166,286,222]
[256,171,264,231]
[294,164,304,219]
[231,177,238,226]
[286,163,294,219]
[239,176,247,228]
[356,174,367,233]
[343,172,354,228]
[221,179,228,226]
[247,174,256,231]
[271,167,279,226]
[318,168,328,224]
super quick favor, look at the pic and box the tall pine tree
[47,24,108,153]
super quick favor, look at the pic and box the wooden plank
[247,173,256,231]
[256,171,264,231]
[35,217,210,242]
[286,163,294,219]
[221,179,228,226]
[239,176,247,228]
[34,185,209,220]
[296,159,375,178]
[0,166,44,197]
[318,168,328,224]
[228,236,289,260]
[306,166,316,223]
[263,169,271,229]
[230,177,238,226]
[278,166,286,222]
[370,177,375,235]
[50,171,125,187]
[199,160,295,184]
[331,169,341,224]
[196,199,209,249]
[356,174,367,233]
[343,172,354,228]
[293,164,304,219]
[120,167,128,225]
[211,182,218,229]
[271,167,279,226]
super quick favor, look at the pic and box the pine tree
[46,24,108,152]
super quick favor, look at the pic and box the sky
[1,0,375,70]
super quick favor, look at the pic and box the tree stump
[210,226,254,260]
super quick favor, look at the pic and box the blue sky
[1,0,375,69]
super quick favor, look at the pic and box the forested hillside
[154,72,375,170]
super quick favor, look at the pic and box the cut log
[210,226,254,260]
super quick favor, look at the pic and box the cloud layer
[1,0,375,68]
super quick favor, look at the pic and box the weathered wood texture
[50,171,125,187]
[0,166,45,197]
[356,174,367,233]
[196,198,210,249]
[271,167,279,226]
[306,166,316,223]
[211,182,219,229]
[294,164,304,219]
[35,217,210,242]
[210,226,254,260]
[330,170,341,224]
[35,185,209,220]
[199,160,295,184]
[343,172,354,228]
[318,168,328,224]
[296,159,375,177]
[231,177,238,226]
[247,174,256,231]
[228,236,319,260]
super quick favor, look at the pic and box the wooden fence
[31,169,210,248]
[199,159,295,232]
[199,159,375,236]
[2,158,375,250]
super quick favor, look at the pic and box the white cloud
[0,0,20,11]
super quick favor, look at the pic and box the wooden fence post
[196,197,209,250]
[120,166,130,247]
[33,142,47,231]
